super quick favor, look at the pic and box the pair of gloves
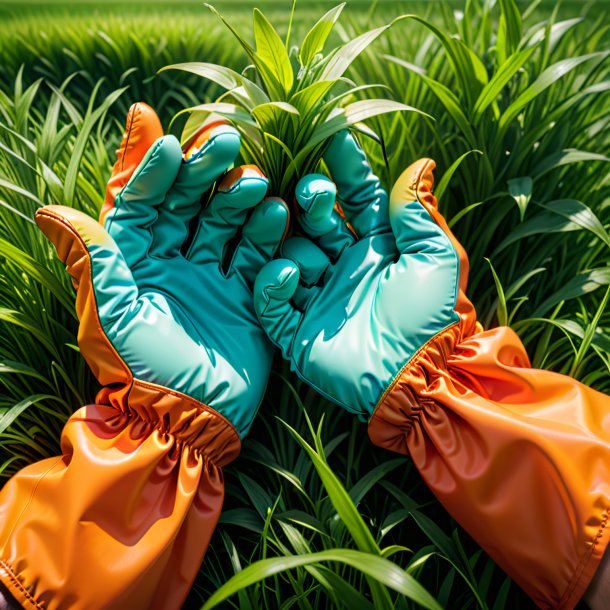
[1,102,610,610]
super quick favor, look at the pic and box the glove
[0,102,288,610]
[253,130,610,610]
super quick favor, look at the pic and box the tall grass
[0,0,608,608]
[349,1,610,390]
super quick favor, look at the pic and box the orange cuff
[369,324,610,610]
[0,382,240,610]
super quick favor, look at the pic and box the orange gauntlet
[369,160,610,609]
[0,103,287,610]
[253,130,610,610]
[369,285,610,610]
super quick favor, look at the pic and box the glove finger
[253,259,302,359]
[150,122,241,259]
[230,197,289,286]
[295,174,355,260]
[324,130,390,237]
[187,165,268,266]
[388,158,460,324]
[104,135,183,267]
[281,236,330,309]
[101,102,164,225]
[35,205,137,386]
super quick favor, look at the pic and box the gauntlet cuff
[369,323,610,610]
[0,383,240,610]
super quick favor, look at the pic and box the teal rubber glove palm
[61,104,289,435]
[253,130,468,418]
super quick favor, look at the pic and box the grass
[0,0,609,608]
[161,2,430,201]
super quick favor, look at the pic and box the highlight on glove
[253,129,610,610]
[0,102,288,610]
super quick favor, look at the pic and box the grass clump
[162,3,425,201]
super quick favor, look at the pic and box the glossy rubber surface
[99,127,287,435]
[254,131,459,417]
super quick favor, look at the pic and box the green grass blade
[498,53,609,136]
[299,3,346,66]
[253,8,294,94]
[200,549,442,610]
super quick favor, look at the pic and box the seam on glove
[0,559,45,610]
[105,135,166,241]
[558,507,610,609]
[369,321,460,423]
[36,208,133,381]
[412,160,461,310]
[119,103,138,174]
[132,378,242,446]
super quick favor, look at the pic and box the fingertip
[36,205,114,264]
[245,198,290,250]
[258,196,290,236]
[147,134,183,171]
[325,129,359,164]
[254,259,300,313]
[125,102,163,140]
[219,165,267,189]
[120,135,183,202]
[217,165,269,204]
[229,197,290,284]
[295,174,336,214]
[184,122,241,164]
[151,134,184,162]
[323,129,368,177]
[138,134,184,173]
[390,158,437,210]
[153,134,184,169]
[102,102,164,222]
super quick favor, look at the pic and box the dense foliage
[0,1,608,608]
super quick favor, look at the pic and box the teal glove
[253,130,462,418]
[44,104,288,435]
[0,103,290,610]
[252,129,610,610]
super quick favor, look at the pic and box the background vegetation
[0,1,608,608]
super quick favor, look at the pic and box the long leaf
[533,269,610,317]
[498,53,608,135]
[253,8,294,93]
[497,0,523,62]
[435,150,482,201]
[319,23,393,82]
[281,419,380,554]
[343,98,431,124]
[200,549,442,610]
[0,394,58,433]
[300,3,345,66]
[160,62,242,91]
[472,47,536,122]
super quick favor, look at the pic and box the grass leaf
[507,176,533,221]
[200,549,442,610]
[300,3,346,66]
[253,8,294,94]
[319,24,392,82]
